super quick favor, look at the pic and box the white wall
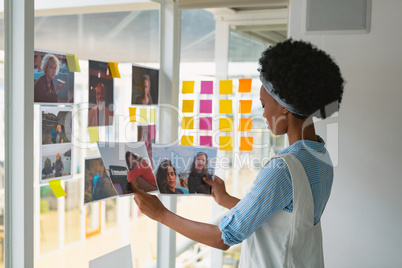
[289,1,402,267]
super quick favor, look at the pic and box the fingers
[203,176,214,186]
[130,181,146,196]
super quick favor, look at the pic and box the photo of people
[84,157,118,204]
[41,107,72,145]
[98,142,157,196]
[131,64,159,105]
[138,125,156,161]
[41,143,72,181]
[34,50,74,103]
[152,145,218,195]
[88,60,114,127]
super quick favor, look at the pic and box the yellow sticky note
[66,54,81,72]
[239,100,252,114]
[238,78,252,93]
[49,179,67,198]
[219,99,233,114]
[182,100,195,113]
[108,62,121,78]
[88,127,99,143]
[150,109,157,123]
[129,107,137,122]
[140,108,147,123]
[182,117,194,129]
[240,136,254,151]
[219,80,233,95]
[219,118,233,132]
[182,81,195,94]
[181,135,194,145]
[219,136,233,151]
[238,118,253,132]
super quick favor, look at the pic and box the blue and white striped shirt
[219,136,333,246]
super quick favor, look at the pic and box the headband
[259,74,309,117]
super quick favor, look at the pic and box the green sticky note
[66,54,81,72]
[219,99,233,114]
[182,81,195,94]
[140,108,148,123]
[219,80,233,95]
[88,127,99,143]
[49,179,67,198]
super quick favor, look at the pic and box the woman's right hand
[203,175,240,210]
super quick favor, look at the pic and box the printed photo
[152,145,218,195]
[98,142,157,196]
[41,143,72,181]
[41,106,73,145]
[34,50,74,103]
[84,157,118,204]
[131,64,159,105]
[88,60,114,127]
[138,125,156,161]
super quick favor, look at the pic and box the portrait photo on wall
[41,106,73,145]
[34,50,74,104]
[97,142,157,196]
[84,157,118,205]
[152,144,218,195]
[131,64,159,105]
[88,60,114,127]
[138,125,156,162]
[41,143,72,182]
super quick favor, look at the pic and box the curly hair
[259,39,344,119]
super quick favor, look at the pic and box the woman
[156,160,183,194]
[34,54,65,103]
[135,74,153,105]
[54,152,64,177]
[125,151,157,193]
[184,152,212,194]
[131,39,344,267]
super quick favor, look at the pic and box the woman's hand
[131,181,166,222]
[203,175,240,210]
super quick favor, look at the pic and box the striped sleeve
[219,158,293,246]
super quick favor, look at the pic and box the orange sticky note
[66,54,81,72]
[140,108,147,123]
[219,136,233,151]
[88,127,99,143]
[129,107,137,122]
[238,79,252,93]
[238,118,253,132]
[49,179,67,198]
[150,109,157,123]
[108,62,121,78]
[240,136,254,151]
[219,80,233,95]
[182,100,195,113]
[182,117,194,129]
[239,100,252,114]
[219,118,233,132]
[181,135,194,145]
[182,81,195,94]
[219,99,233,114]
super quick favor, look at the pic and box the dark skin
[131,85,318,250]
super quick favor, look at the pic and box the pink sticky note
[200,81,213,94]
[200,100,212,113]
[148,125,156,140]
[199,117,212,130]
[200,136,213,147]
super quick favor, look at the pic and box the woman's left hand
[131,181,166,222]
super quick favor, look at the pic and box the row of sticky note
[181,135,254,151]
[182,99,252,114]
[129,107,157,123]
[182,117,252,132]
[65,54,121,78]
[182,79,252,94]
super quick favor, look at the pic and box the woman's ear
[282,107,289,115]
